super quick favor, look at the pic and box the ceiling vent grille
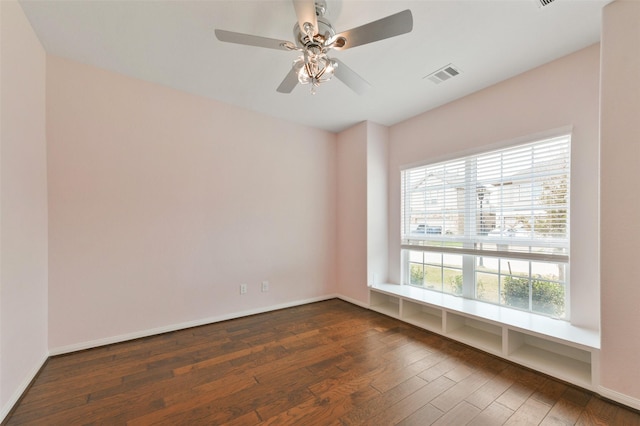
[536,0,556,7]
[424,64,461,84]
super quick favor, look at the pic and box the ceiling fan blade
[276,67,299,94]
[292,0,318,36]
[333,59,371,95]
[333,9,413,51]
[215,29,293,51]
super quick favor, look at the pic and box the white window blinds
[401,135,570,262]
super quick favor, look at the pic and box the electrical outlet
[240,284,247,295]
[261,281,269,292]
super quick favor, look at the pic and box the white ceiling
[19,0,610,133]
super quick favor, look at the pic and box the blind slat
[401,135,570,259]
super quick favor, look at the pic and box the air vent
[424,64,461,85]
[536,0,556,7]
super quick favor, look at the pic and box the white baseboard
[598,386,640,411]
[49,295,337,356]
[336,293,369,309]
[0,351,48,424]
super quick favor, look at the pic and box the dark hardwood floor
[5,299,639,425]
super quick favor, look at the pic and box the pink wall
[600,0,640,404]
[388,44,601,330]
[46,56,337,350]
[0,0,49,418]
[336,121,390,304]
[336,123,368,303]
[367,123,389,288]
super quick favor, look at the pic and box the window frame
[400,133,571,319]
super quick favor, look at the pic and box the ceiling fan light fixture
[294,51,335,94]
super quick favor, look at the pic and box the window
[401,134,570,318]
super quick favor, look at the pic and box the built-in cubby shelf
[401,300,442,333]
[369,283,600,391]
[508,330,592,387]
[446,313,503,355]
[369,290,400,317]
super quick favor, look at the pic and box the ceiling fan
[215,0,413,95]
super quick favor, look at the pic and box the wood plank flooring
[4,299,639,425]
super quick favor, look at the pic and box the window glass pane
[409,250,424,263]
[502,275,530,311]
[476,256,499,273]
[476,272,500,303]
[443,267,463,295]
[425,265,443,291]
[443,253,462,269]
[442,254,463,295]
[425,251,441,265]
[532,281,565,318]
[409,263,424,286]
[531,261,565,282]
[500,259,529,277]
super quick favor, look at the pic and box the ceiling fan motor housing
[293,16,336,49]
